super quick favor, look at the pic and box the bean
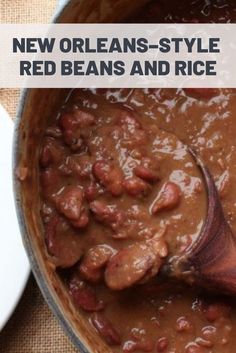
[184,88,219,99]
[80,245,115,283]
[55,185,84,221]
[71,211,89,229]
[134,165,159,183]
[90,200,126,231]
[205,303,231,322]
[93,160,124,196]
[69,277,104,312]
[176,316,193,332]
[185,343,205,353]
[91,313,121,346]
[156,337,169,352]
[151,182,181,214]
[123,339,154,352]
[45,216,83,268]
[123,177,150,197]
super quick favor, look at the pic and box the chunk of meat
[80,245,115,283]
[151,182,181,214]
[105,243,162,290]
[55,186,84,221]
[123,177,150,197]
[91,313,121,346]
[45,216,82,268]
[90,201,126,231]
[69,277,104,312]
[93,160,123,196]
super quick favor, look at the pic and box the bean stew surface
[38,1,236,352]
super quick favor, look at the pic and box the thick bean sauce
[38,1,236,352]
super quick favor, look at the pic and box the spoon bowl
[171,148,236,295]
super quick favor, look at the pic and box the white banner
[0,24,235,88]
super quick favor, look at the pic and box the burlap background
[0,1,78,352]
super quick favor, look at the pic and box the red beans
[90,200,126,231]
[151,182,181,214]
[123,339,154,352]
[55,185,84,222]
[91,313,121,346]
[69,277,104,312]
[156,337,169,352]
[134,165,159,183]
[205,302,231,322]
[80,245,115,283]
[185,343,205,353]
[93,160,124,196]
[45,216,83,268]
[176,316,193,332]
[105,242,161,290]
[184,88,219,99]
[123,177,150,197]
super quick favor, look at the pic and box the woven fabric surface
[0,1,78,352]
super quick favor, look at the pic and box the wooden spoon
[168,149,236,295]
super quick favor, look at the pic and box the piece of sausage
[91,313,121,346]
[45,216,83,268]
[93,160,123,196]
[151,182,181,214]
[105,243,161,290]
[55,185,84,221]
[80,245,115,283]
[69,277,104,312]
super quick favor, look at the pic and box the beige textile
[0,1,78,352]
